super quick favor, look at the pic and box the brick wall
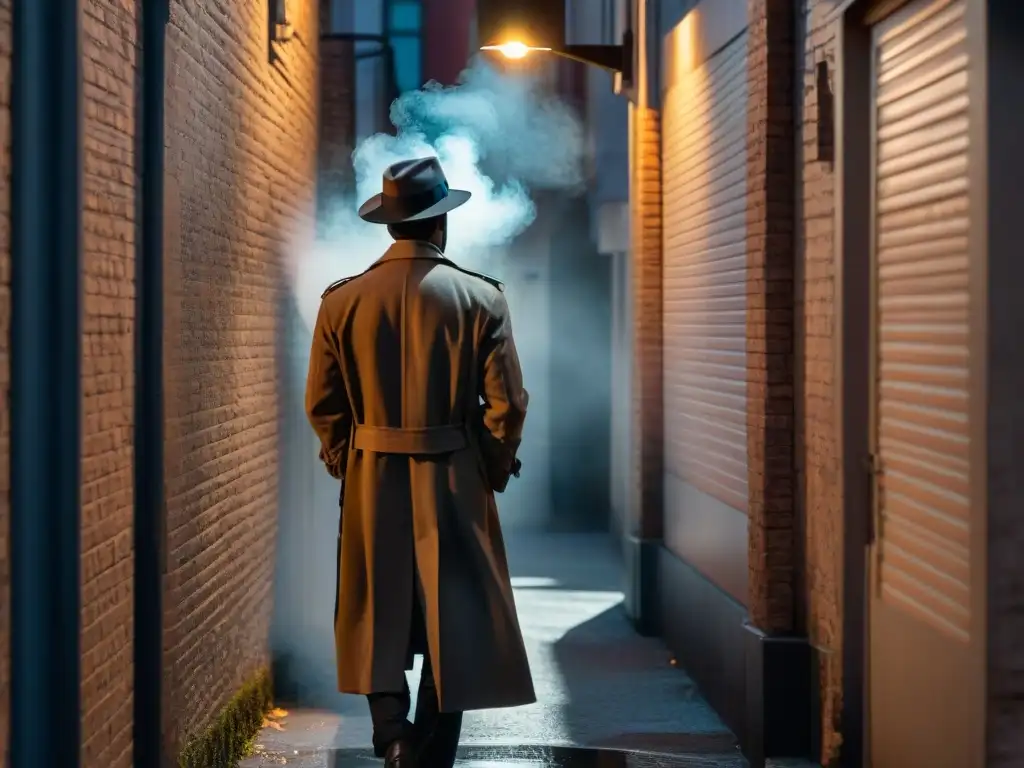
[0,2,143,762]
[629,103,663,542]
[0,0,320,761]
[80,2,139,764]
[745,0,797,636]
[797,0,843,762]
[161,0,319,754]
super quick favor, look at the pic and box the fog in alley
[287,58,587,334]
[272,57,616,711]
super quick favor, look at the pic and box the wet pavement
[242,533,815,767]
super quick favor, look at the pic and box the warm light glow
[480,41,552,59]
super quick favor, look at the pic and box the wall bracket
[556,28,634,90]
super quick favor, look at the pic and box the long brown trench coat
[304,239,536,713]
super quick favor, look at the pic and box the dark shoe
[384,738,418,768]
[417,713,462,768]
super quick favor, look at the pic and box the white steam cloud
[288,59,586,332]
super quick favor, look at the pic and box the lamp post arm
[553,29,634,86]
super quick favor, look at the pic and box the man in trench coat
[305,157,536,768]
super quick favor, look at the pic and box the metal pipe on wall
[322,31,400,133]
[134,0,171,765]
[9,0,84,764]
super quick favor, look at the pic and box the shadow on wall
[270,291,351,710]
[545,195,612,533]
[159,2,320,746]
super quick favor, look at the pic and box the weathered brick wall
[745,0,797,636]
[797,0,843,762]
[0,0,320,762]
[80,2,139,764]
[0,3,143,763]
[161,0,319,754]
[629,103,663,542]
[0,0,9,762]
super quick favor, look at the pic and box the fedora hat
[358,157,472,224]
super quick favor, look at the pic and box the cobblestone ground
[241,533,815,767]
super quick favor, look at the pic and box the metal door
[867,0,984,764]
[659,11,750,602]
[661,28,749,516]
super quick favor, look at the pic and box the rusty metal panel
[872,0,972,642]
[661,30,749,514]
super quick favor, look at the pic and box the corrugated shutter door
[661,32,749,513]
[872,0,972,641]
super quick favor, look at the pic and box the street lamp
[480,41,552,59]
[477,0,634,88]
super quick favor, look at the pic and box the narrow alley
[4,0,1024,766]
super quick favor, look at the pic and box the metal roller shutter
[872,0,972,641]
[661,31,749,514]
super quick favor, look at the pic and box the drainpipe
[322,32,400,134]
[9,0,84,764]
[134,0,171,765]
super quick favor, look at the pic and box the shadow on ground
[245,533,750,766]
[504,534,739,756]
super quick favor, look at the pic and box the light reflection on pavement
[241,534,806,767]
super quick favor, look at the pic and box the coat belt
[353,424,468,455]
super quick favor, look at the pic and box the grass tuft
[178,667,273,768]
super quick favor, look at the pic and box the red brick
[0,0,322,763]
[629,105,663,540]
[797,1,843,762]
[159,0,319,755]
[746,0,797,637]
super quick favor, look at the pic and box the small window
[392,36,422,93]
[389,1,421,33]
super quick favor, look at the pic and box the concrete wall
[0,0,320,762]
[497,228,554,532]
[78,2,140,762]
[986,5,1024,760]
[423,0,473,85]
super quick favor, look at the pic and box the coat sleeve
[476,292,529,493]
[305,301,351,479]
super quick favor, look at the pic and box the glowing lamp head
[477,0,565,61]
[480,40,551,59]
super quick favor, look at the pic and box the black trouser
[367,595,463,765]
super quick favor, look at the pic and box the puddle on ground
[247,745,748,767]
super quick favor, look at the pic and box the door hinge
[864,452,882,545]
[863,452,882,476]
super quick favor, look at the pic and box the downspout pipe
[134,0,171,765]
[9,0,84,765]
[321,32,400,128]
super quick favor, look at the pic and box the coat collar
[376,239,446,264]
